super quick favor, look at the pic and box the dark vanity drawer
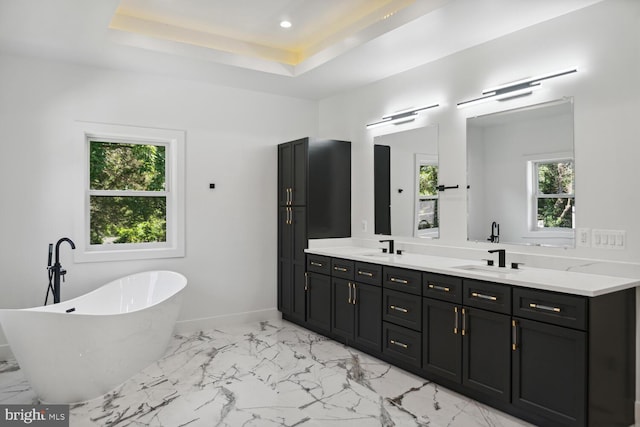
[383,266,422,296]
[383,289,422,331]
[306,255,331,275]
[382,321,422,369]
[331,258,354,280]
[423,273,462,304]
[513,288,587,330]
[463,280,512,315]
[354,262,382,286]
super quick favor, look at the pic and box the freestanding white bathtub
[0,270,186,404]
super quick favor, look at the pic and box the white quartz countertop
[304,246,640,297]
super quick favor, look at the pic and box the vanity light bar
[457,67,578,109]
[366,103,439,129]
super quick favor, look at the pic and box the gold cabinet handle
[347,282,352,304]
[352,283,357,305]
[289,188,294,204]
[461,308,466,336]
[512,319,517,351]
[389,305,408,313]
[334,266,348,272]
[529,303,561,313]
[390,277,409,284]
[304,272,308,291]
[390,339,408,349]
[358,270,374,277]
[471,292,498,301]
[310,261,323,267]
[454,307,459,334]
[428,283,450,292]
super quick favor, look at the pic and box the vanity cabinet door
[512,317,586,427]
[331,278,355,339]
[422,298,461,383]
[306,272,331,333]
[353,282,382,352]
[462,308,511,403]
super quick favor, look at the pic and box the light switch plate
[577,228,590,247]
[592,229,626,250]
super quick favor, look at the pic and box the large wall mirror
[374,125,439,238]
[467,98,575,247]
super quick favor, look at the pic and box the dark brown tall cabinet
[278,137,351,327]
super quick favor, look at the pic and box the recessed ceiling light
[280,20,292,29]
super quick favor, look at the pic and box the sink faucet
[379,239,394,254]
[51,237,75,303]
[488,249,506,268]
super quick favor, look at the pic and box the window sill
[74,245,185,263]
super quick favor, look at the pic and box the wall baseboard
[174,308,279,334]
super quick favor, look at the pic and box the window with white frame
[75,122,185,262]
[531,159,574,231]
[415,157,439,238]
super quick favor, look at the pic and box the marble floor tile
[0,319,534,426]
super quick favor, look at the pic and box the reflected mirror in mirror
[467,98,575,247]
[374,125,439,238]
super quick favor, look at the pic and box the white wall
[0,53,317,347]
[318,0,640,413]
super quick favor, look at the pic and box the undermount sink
[454,264,520,274]
[362,252,393,258]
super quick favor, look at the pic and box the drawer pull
[390,305,408,313]
[471,292,497,301]
[358,270,374,277]
[390,339,408,349]
[304,273,308,291]
[529,303,561,313]
[310,261,323,267]
[348,282,352,304]
[334,266,348,272]
[428,283,450,292]
[512,319,517,351]
[353,284,357,305]
[390,277,409,284]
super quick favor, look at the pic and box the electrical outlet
[361,220,368,232]
[592,229,626,250]
[577,228,590,247]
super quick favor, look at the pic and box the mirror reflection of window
[532,159,575,230]
[416,158,438,237]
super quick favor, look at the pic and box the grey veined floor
[0,318,533,426]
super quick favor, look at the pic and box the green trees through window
[535,161,574,229]
[418,164,439,230]
[89,141,167,245]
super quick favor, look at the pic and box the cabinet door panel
[278,143,292,205]
[331,278,354,339]
[354,282,382,352]
[422,298,461,382]
[306,272,331,333]
[512,318,586,427]
[292,139,307,205]
[462,308,510,402]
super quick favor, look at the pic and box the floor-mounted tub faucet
[51,237,75,304]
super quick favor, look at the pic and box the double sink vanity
[286,243,637,427]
